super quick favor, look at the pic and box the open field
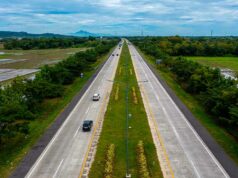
[138,49,238,165]
[187,56,238,72]
[89,43,163,178]
[0,47,88,69]
[0,48,113,178]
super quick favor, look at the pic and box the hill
[0,31,71,38]
[72,30,111,37]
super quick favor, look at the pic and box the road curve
[23,44,122,178]
[128,42,230,178]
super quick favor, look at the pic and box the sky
[0,0,238,36]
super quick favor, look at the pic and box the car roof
[93,93,99,96]
[83,120,93,123]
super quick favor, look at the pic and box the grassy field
[89,43,163,178]
[0,47,88,69]
[187,56,238,72]
[0,48,113,178]
[137,49,238,165]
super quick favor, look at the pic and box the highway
[128,43,229,178]
[24,44,122,178]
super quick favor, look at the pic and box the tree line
[132,36,238,56]
[3,37,98,50]
[0,39,118,145]
[131,37,238,138]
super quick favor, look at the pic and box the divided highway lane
[128,43,229,178]
[25,45,122,178]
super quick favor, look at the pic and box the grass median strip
[89,43,163,178]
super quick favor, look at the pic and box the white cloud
[0,0,238,35]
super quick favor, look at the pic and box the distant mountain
[0,31,71,38]
[72,30,111,37]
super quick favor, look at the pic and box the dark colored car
[116,54,119,56]
[82,120,93,131]
[112,54,115,56]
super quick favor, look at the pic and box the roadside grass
[137,49,238,164]
[0,47,88,69]
[186,56,238,72]
[0,48,113,178]
[89,43,163,178]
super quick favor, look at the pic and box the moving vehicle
[92,93,100,101]
[82,120,93,131]
[112,54,115,56]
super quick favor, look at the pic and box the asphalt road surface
[24,45,122,178]
[128,43,230,178]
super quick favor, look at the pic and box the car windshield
[83,120,91,125]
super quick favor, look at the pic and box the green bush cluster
[3,37,90,50]
[104,144,115,178]
[131,36,238,57]
[0,39,118,145]
[162,57,238,135]
[136,141,150,178]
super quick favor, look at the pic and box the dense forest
[3,37,99,50]
[131,37,238,138]
[0,39,118,145]
[132,36,238,57]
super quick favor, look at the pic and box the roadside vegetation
[131,36,238,57]
[0,39,118,177]
[136,141,150,178]
[131,37,238,164]
[104,144,116,178]
[89,43,163,178]
[2,37,96,50]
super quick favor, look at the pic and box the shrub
[104,144,115,178]
[132,87,138,104]
[115,85,119,101]
[136,141,150,178]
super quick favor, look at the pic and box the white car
[92,93,100,101]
